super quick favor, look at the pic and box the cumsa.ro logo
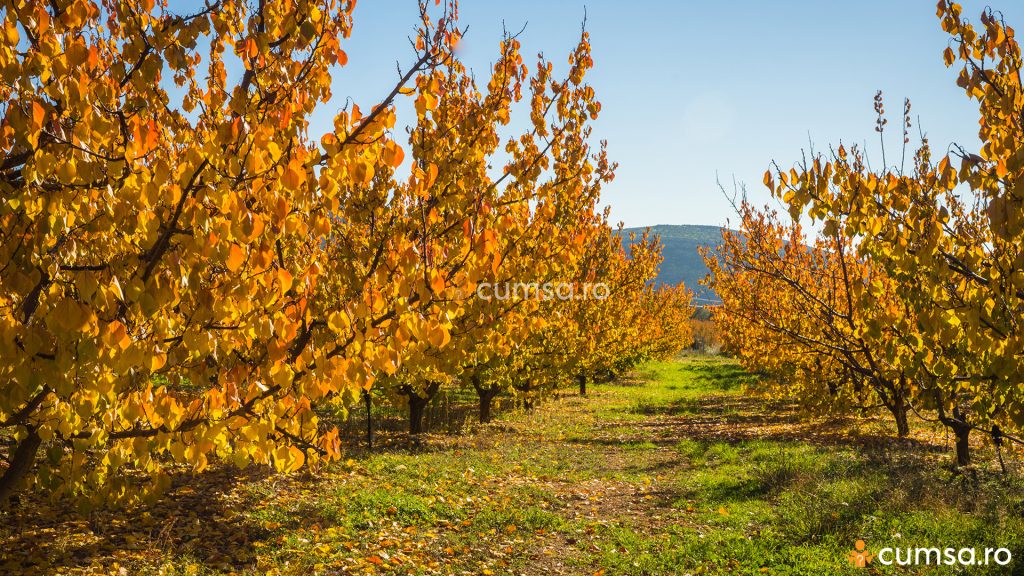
[847,539,873,567]
[846,539,1012,568]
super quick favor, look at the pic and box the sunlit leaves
[709,2,1024,459]
[0,0,686,508]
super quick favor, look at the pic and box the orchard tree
[376,23,615,432]
[0,0,456,503]
[751,1,1024,464]
[453,29,617,424]
[705,198,915,436]
[562,226,693,396]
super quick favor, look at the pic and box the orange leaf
[227,244,246,272]
[278,269,294,296]
[384,144,405,168]
[31,102,45,129]
[244,38,258,60]
[143,119,159,153]
[429,271,446,294]
[282,161,304,190]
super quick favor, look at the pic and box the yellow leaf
[427,324,451,349]
[282,160,304,190]
[110,276,125,302]
[105,321,132,351]
[328,311,350,334]
[50,298,89,332]
[277,268,294,296]
[149,352,167,372]
[353,161,374,186]
[426,163,439,187]
[170,441,185,462]
[271,363,294,387]
[274,445,305,473]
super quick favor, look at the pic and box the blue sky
[164,0,1020,228]
[317,0,1020,229]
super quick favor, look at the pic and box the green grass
[7,355,1024,575]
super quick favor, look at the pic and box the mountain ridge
[618,224,728,303]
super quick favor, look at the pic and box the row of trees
[706,1,1023,467]
[0,0,692,506]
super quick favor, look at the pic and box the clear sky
[291,1,1022,228]
[321,0,1024,228]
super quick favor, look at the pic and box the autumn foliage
[707,1,1024,466]
[0,0,692,505]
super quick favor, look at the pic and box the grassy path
[5,356,1023,574]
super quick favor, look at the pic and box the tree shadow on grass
[662,393,949,454]
[1,466,276,574]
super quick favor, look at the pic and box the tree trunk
[471,374,498,424]
[937,404,971,467]
[577,373,587,397]
[887,400,910,438]
[934,395,971,467]
[0,427,41,504]
[952,406,971,467]
[409,396,426,435]
[954,428,971,466]
[406,382,440,435]
[363,390,373,450]
[478,389,498,423]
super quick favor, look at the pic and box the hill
[619,224,726,303]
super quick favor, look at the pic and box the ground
[3,356,1023,575]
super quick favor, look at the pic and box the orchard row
[0,0,693,506]
[706,1,1024,467]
